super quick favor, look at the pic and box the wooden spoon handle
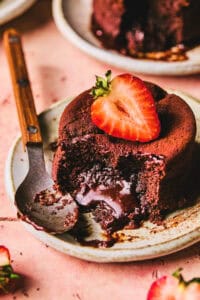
[3,28,42,147]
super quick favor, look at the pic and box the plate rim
[52,0,200,76]
[4,91,200,263]
[0,0,37,25]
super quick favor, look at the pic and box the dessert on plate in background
[91,0,200,61]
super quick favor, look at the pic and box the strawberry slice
[147,275,177,299]
[147,269,200,300]
[0,246,10,267]
[91,71,160,142]
[0,245,21,294]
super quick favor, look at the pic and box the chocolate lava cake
[52,78,196,233]
[91,0,200,60]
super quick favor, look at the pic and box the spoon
[4,29,78,234]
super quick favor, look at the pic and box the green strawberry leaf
[173,268,200,287]
[91,70,112,99]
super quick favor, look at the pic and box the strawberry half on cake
[52,71,196,233]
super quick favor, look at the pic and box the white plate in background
[0,0,36,25]
[52,0,200,76]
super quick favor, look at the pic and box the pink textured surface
[0,1,200,299]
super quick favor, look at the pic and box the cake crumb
[152,269,158,279]
[22,290,29,297]
[0,217,18,222]
[73,292,82,299]
[160,259,165,265]
[1,95,11,105]
[60,76,67,82]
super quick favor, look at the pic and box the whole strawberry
[147,269,200,300]
[0,246,21,294]
[91,71,160,142]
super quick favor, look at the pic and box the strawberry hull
[0,246,22,294]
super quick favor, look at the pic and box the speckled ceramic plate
[52,0,200,76]
[5,91,200,262]
[0,0,36,25]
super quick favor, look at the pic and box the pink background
[0,1,200,299]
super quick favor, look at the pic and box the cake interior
[57,144,166,233]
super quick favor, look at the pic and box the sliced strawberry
[91,72,160,142]
[147,269,200,300]
[0,246,10,267]
[147,275,177,300]
[0,246,21,294]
